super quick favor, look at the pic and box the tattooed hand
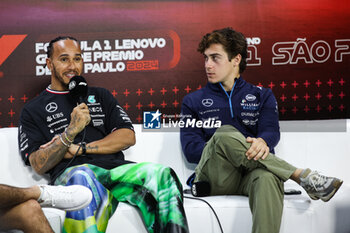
[39,135,59,149]
[66,103,91,139]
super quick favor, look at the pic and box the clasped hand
[245,137,269,161]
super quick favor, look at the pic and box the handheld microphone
[50,76,88,184]
[68,75,88,104]
[191,181,211,197]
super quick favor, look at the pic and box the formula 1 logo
[0,35,27,66]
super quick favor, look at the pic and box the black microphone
[68,75,88,103]
[191,181,211,197]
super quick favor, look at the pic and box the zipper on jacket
[219,81,237,118]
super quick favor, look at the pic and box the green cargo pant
[194,125,297,233]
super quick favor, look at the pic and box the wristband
[64,130,74,143]
[59,134,71,148]
[81,142,87,155]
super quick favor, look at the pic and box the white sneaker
[38,185,93,211]
[300,169,343,202]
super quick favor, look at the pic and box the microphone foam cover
[69,76,88,103]
[191,181,211,197]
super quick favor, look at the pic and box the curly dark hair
[198,27,247,73]
[46,36,78,58]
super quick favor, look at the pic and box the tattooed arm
[66,128,135,157]
[29,139,69,175]
[29,103,91,175]
[85,128,135,154]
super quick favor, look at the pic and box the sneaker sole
[320,179,343,202]
[307,193,320,200]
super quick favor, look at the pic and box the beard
[52,65,69,90]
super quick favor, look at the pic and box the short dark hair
[46,36,78,58]
[198,27,247,73]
